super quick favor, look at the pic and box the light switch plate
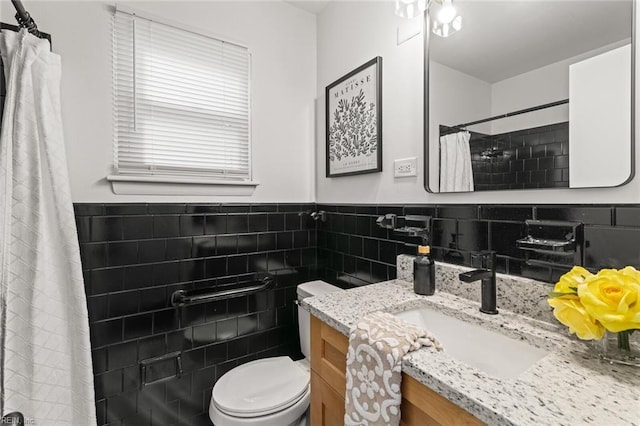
[394,157,417,177]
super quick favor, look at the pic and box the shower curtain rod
[10,0,41,37]
[449,99,569,131]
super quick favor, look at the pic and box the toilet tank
[297,280,342,359]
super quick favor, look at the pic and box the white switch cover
[394,157,417,177]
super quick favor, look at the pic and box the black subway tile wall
[316,204,640,288]
[464,122,570,191]
[76,201,640,426]
[75,203,316,426]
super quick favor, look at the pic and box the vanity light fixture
[395,0,427,19]
[431,0,462,37]
[395,0,463,37]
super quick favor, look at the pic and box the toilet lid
[213,356,310,418]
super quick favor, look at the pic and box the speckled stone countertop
[302,259,640,426]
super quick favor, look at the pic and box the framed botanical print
[326,56,382,177]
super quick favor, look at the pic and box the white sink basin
[395,307,549,380]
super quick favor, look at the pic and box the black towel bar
[170,274,274,307]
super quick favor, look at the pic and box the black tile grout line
[92,283,287,306]
[74,203,317,216]
[90,322,290,352]
[79,203,631,220]
[314,203,640,208]
[318,231,422,246]
[81,228,315,243]
[82,247,316,272]
[87,285,302,324]
[89,288,293,314]
[316,204,640,225]
[97,330,295,361]
[316,252,398,269]
[319,243,523,265]
[583,223,640,230]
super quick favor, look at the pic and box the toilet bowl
[209,280,342,426]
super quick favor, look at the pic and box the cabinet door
[311,370,345,426]
[310,315,348,398]
[401,374,484,425]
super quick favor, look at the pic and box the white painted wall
[428,61,492,192]
[4,1,639,204]
[490,60,569,135]
[0,1,317,203]
[316,1,640,204]
[316,2,425,203]
[490,40,630,135]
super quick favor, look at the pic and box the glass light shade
[432,2,462,38]
[437,0,457,23]
[395,0,427,19]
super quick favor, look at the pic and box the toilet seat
[213,356,310,418]
[209,385,309,426]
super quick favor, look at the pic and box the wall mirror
[425,0,635,193]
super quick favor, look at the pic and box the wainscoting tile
[615,206,640,227]
[584,226,640,269]
[77,201,638,426]
[536,206,612,226]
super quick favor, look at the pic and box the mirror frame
[422,1,637,193]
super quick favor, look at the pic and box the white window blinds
[112,10,251,181]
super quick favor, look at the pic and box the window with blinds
[112,10,251,182]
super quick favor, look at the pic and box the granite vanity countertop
[302,279,640,426]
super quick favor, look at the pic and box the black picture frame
[326,56,382,177]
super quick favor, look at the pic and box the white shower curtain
[0,30,96,425]
[439,131,474,192]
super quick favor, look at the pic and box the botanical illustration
[328,89,377,163]
[326,57,381,177]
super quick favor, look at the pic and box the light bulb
[431,0,462,38]
[437,0,456,24]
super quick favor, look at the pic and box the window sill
[107,174,259,196]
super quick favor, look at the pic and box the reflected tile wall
[75,203,316,426]
[470,122,570,191]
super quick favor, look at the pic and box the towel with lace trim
[344,311,443,426]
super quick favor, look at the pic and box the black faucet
[458,251,498,315]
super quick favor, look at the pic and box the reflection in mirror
[425,0,634,193]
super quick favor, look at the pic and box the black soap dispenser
[414,245,435,295]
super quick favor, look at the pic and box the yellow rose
[553,266,592,295]
[578,268,640,333]
[548,297,605,340]
[620,265,640,282]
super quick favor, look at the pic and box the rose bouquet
[547,266,640,356]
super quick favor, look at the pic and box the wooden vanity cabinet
[309,315,485,426]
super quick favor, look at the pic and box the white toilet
[209,280,342,426]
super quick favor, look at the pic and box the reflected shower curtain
[0,30,96,425]
[439,131,474,192]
